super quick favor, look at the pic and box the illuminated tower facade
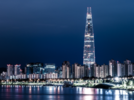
[83,7,95,76]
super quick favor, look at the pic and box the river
[0,85,133,100]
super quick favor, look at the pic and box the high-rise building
[83,7,95,77]
[109,60,117,77]
[117,61,122,77]
[62,61,70,78]
[72,63,87,78]
[58,70,62,78]
[117,61,125,77]
[124,60,133,76]
[91,63,101,78]
[56,67,62,78]
[72,63,78,78]
[90,63,96,77]
[100,64,108,78]
[95,65,100,78]
[122,64,125,77]
[33,63,44,74]
[133,63,134,76]
[26,63,44,75]
[91,64,109,78]
[14,64,21,76]
[26,63,33,75]
[103,64,108,77]
[99,66,104,78]
[44,64,55,74]
[7,64,13,77]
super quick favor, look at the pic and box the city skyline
[0,1,134,68]
[1,1,134,100]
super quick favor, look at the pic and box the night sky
[0,0,134,68]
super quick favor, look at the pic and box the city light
[115,77,119,82]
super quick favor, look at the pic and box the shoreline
[0,84,133,91]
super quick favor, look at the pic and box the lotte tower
[83,7,95,76]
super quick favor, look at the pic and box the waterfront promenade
[1,76,134,90]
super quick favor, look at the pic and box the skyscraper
[83,7,95,76]
[124,60,133,76]
[72,63,88,78]
[33,63,44,74]
[14,64,21,76]
[62,61,70,78]
[7,64,13,77]
[109,60,117,77]
[117,61,125,77]
[44,64,55,74]
[117,61,122,77]
[26,63,33,75]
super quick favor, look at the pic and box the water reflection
[0,86,133,100]
[57,86,60,94]
[37,86,40,93]
[82,88,95,94]
[29,86,31,94]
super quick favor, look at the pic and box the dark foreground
[0,85,134,100]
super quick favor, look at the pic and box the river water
[0,85,133,100]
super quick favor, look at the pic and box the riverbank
[0,82,64,86]
[1,82,134,91]
[1,84,134,92]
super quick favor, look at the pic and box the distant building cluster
[91,59,134,78]
[0,61,89,80]
[1,59,134,80]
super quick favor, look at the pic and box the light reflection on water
[0,85,133,100]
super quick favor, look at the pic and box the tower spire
[87,7,91,14]
[83,7,95,77]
